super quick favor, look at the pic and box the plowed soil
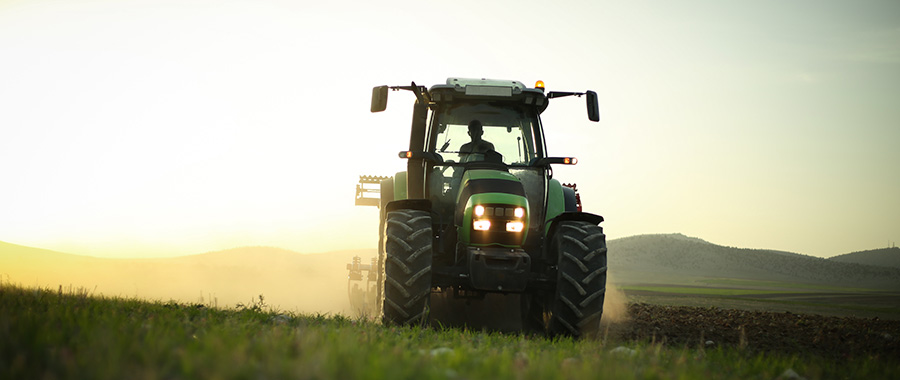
[610,303,900,359]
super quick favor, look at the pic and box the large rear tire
[548,221,607,338]
[382,209,433,326]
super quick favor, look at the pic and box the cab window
[430,102,540,166]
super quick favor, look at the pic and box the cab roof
[428,77,548,112]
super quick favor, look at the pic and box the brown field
[608,303,900,359]
[620,285,900,320]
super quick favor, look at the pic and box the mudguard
[391,171,408,201]
[543,211,605,260]
[383,171,431,213]
[385,199,431,214]
[544,179,566,234]
[562,186,579,212]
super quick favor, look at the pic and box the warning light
[535,80,545,90]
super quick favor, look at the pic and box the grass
[621,285,790,296]
[621,277,900,319]
[695,278,878,293]
[719,296,900,315]
[1,283,897,380]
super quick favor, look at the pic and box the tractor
[354,78,607,337]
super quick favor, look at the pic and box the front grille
[470,203,526,246]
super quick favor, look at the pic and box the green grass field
[694,278,878,292]
[621,285,790,296]
[2,284,898,380]
[618,277,900,320]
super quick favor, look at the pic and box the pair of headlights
[473,205,526,232]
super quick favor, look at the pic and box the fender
[379,178,395,210]
[385,199,432,214]
[392,171,408,201]
[543,211,604,262]
[562,186,579,212]
[547,211,604,231]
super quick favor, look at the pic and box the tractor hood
[456,169,530,248]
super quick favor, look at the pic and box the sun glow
[0,0,898,259]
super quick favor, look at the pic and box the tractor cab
[419,79,593,248]
[427,79,547,166]
[424,98,543,221]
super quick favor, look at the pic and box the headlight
[473,220,491,231]
[506,222,524,232]
[472,204,526,233]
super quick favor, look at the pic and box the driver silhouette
[459,119,494,154]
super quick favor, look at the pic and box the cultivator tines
[355,175,392,206]
[347,255,379,316]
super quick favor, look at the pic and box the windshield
[429,102,542,166]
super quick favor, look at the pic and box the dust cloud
[0,243,364,316]
[3,242,631,329]
[600,281,629,324]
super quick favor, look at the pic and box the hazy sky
[1,0,898,258]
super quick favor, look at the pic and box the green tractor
[355,78,607,337]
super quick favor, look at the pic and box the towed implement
[353,78,607,337]
[346,255,378,316]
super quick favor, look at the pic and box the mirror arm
[547,91,579,99]
[391,82,431,104]
[398,151,444,164]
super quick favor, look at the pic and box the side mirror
[586,90,599,122]
[371,85,388,113]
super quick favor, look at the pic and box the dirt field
[622,286,900,320]
[607,303,900,360]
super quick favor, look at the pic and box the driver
[459,119,494,154]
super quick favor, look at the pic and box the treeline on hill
[828,246,900,269]
[607,234,900,289]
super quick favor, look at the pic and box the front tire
[548,221,607,338]
[382,209,433,326]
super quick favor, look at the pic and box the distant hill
[828,247,900,269]
[607,234,900,290]
[0,241,372,315]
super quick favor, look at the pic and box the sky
[1,0,898,259]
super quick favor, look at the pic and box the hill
[0,241,371,315]
[607,234,900,290]
[828,247,900,269]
